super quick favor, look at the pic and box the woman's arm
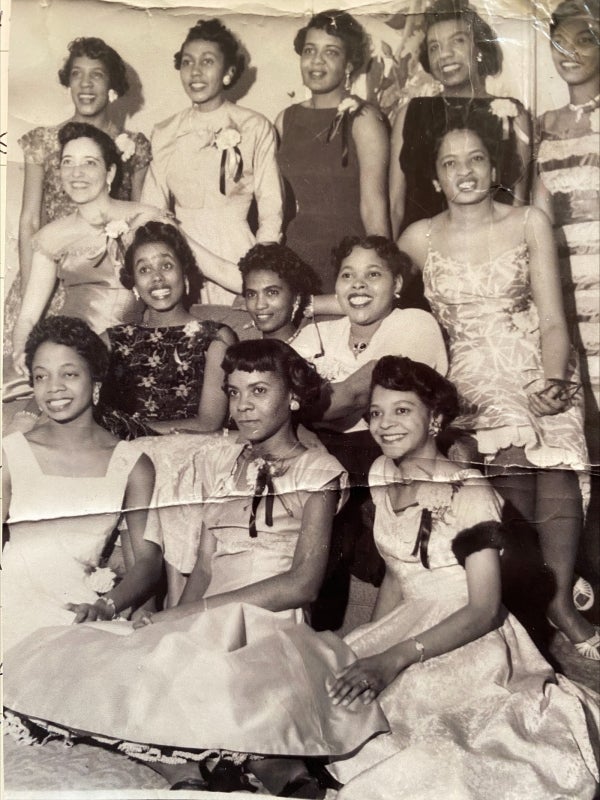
[511,108,533,207]
[252,118,285,245]
[352,107,391,238]
[185,234,243,294]
[370,568,402,621]
[68,454,163,622]
[12,247,59,374]
[2,452,11,527]
[396,220,430,272]
[146,478,340,624]
[389,105,408,239]
[18,162,45,289]
[532,169,555,225]
[148,327,236,434]
[328,547,502,705]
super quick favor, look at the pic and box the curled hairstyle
[431,107,509,182]
[58,121,123,195]
[25,316,110,385]
[551,0,600,33]
[239,243,321,326]
[58,37,129,97]
[120,221,203,309]
[294,9,370,75]
[332,235,412,286]
[419,0,502,78]
[174,18,246,88]
[370,356,459,429]
[222,339,325,411]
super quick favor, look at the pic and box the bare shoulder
[397,219,431,267]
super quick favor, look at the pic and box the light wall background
[4,0,568,295]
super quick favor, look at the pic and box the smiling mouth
[150,288,171,299]
[348,295,372,308]
[46,398,72,411]
[457,180,477,191]
[189,82,208,91]
[308,70,327,79]
[77,94,97,102]
[440,63,462,74]
[560,60,582,68]
[380,433,405,443]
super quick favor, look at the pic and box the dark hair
[370,356,459,429]
[58,121,123,195]
[431,106,506,175]
[332,235,412,285]
[222,339,324,411]
[550,0,600,33]
[419,0,502,78]
[294,9,370,76]
[239,243,321,326]
[25,316,109,385]
[174,18,245,88]
[120,221,203,309]
[58,37,129,97]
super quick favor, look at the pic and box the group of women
[3,1,600,798]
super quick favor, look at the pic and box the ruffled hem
[475,423,587,471]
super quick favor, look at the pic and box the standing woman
[5,37,152,350]
[534,0,600,462]
[142,18,283,306]
[398,114,596,658]
[276,9,391,292]
[390,0,532,238]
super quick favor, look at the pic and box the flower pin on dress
[115,133,136,162]
[104,218,130,268]
[326,95,365,167]
[489,98,520,141]
[213,126,243,194]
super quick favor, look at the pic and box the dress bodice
[101,320,224,420]
[18,125,151,222]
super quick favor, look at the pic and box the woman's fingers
[328,664,376,706]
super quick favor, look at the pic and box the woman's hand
[132,605,192,629]
[327,651,399,706]
[65,600,115,624]
[527,380,574,417]
[12,350,28,377]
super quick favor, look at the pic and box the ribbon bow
[411,508,432,569]
[249,461,275,538]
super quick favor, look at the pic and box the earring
[290,398,300,412]
[394,290,402,299]
[108,89,118,103]
[92,383,101,406]
[106,178,112,190]
[433,180,442,194]
[223,74,231,86]
[291,299,300,321]
[184,277,190,295]
[132,287,140,301]
[428,418,441,438]
[476,52,483,63]
[344,68,352,93]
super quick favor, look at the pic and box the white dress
[2,432,143,651]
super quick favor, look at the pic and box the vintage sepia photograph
[1,0,599,798]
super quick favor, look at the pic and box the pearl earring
[108,89,118,103]
[344,69,352,93]
[223,74,231,86]
[92,383,101,406]
[290,399,300,412]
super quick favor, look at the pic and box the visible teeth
[458,181,476,190]
[47,399,71,410]
[382,434,403,442]
[441,64,460,72]
[150,288,170,298]
[348,296,371,307]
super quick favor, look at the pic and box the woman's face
[60,137,114,204]
[551,18,600,87]
[179,39,232,110]
[244,269,298,335]
[69,56,111,118]
[335,246,401,327]
[426,19,478,89]
[31,342,95,423]
[369,385,435,462]
[132,242,186,312]
[434,128,494,205]
[300,27,349,95]
[226,369,292,444]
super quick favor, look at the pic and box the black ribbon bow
[249,461,275,538]
[411,508,432,569]
[219,146,243,195]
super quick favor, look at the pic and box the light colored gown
[329,458,600,799]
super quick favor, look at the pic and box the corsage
[213,126,243,195]
[326,95,365,167]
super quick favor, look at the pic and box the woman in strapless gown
[398,113,597,660]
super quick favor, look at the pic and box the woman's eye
[64,372,78,379]
[202,58,214,66]
[302,46,314,56]
[428,42,439,53]
[395,407,408,415]
[369,409,380,419]
[339,271,352,280]
[161,262,173,271]
[455,35,467,45]
[226,388,238,398]
[266,289,279,297]
[368,271,381,279]
[33,374,45,382]
[244,291,256,300]
[253,386,266,395]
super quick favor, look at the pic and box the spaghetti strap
[425,218,434,258]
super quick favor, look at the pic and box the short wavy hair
[58,37,129,97]
[550,0,600,32]
[25,316,109,385]
[174,18,245,88]
[419,0,502,78]
[370,356,459,429]
[431,107,508,180]
[294,9,370,76]
[239,243,321,326]
[120,221,203,310]
[222,339,324,412]
[58,121,123,196]
[332,235,412,284]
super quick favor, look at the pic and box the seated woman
[4,339,387,797]
[327,356,599,800]
[2,316,162,652]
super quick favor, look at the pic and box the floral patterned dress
[4,125,151,353]
[329,460,599,799]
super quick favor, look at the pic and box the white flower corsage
[213,126,243,194]
[104,219,129,267]
[327,95,366,166]
[489,98,519,140]
[183,320,201,337]
[105,219,129,240]
[115,132,136,162]
[82,563,117,595]
[414,480,457,521]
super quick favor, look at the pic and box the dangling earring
[344,68,352,93]
[428,418,441,438]
[290,398,300,412]
[291,298,300,321]
[92,383,101,406]
[108,88,118,103]
[223,74,231,86]
[433,179,442,194]
[106,178,112,190]
[184,277,190,296]
[476,52,483,63]
[132,287,140,301]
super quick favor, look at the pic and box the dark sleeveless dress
[399,96,531,232]
[277,104,365,292]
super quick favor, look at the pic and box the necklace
[351,340,369,355]
[569,93,600,122]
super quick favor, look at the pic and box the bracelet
[410,636,426,663]
[97,596,117,620]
